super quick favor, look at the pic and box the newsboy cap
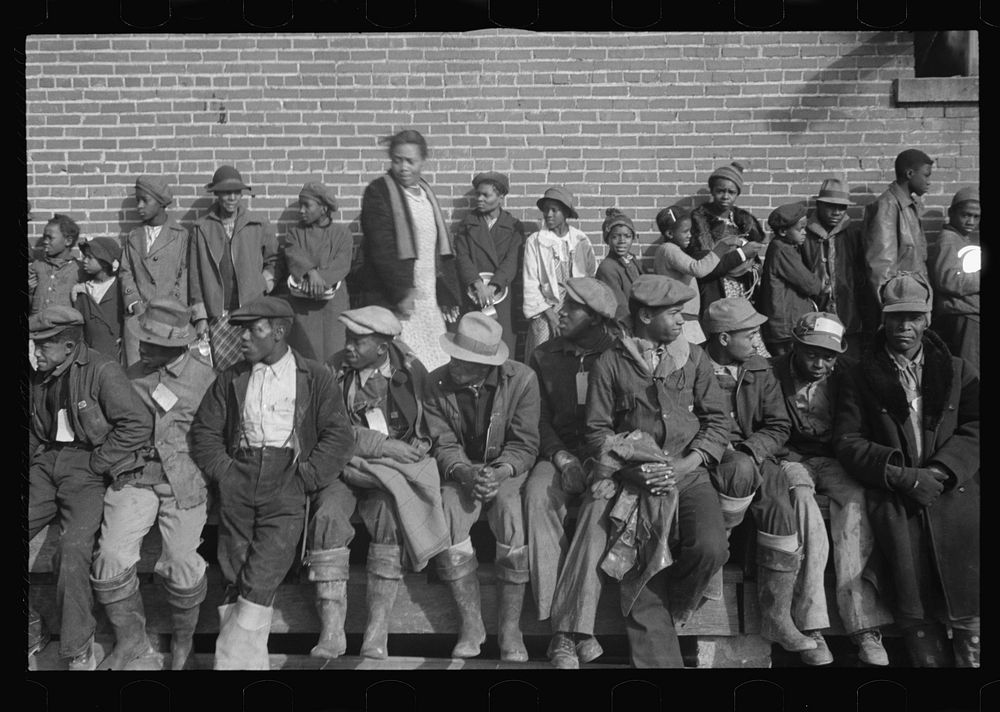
[791,312,847,354]
[814,178,852,206]
[703,297,768,334]
[536,186,579,219]
[229,296,294,324]
[629,274,697,310]
[950,186,980,207]
[299,182,338,212]
[338,306,402,337]
[205,165,251,193]
[472,171,510,195]
[563,277,618,320]
[29,305,84,340]
[135,175,174,206]
[880,272,932,314]
[767,202,809,232]
[80,237,122,269]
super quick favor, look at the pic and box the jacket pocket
[76,400,112,444]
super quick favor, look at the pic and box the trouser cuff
[719,492,755,529]
[367,543,404,580]
[91,564,140,605]
[436,538,478,582]
[494,543,530,584]
[163,575,208,610]
[756,534,802,572]
[235,595,273,630]
[304,547,351,582]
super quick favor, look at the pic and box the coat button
[153,256,158,261]
[958,486,966,493]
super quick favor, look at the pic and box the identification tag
[365,408,390,435]
[56,409,75,442]
[152,383,179,412]
[576,371,589,405]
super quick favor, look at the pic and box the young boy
[758,203,827,360]
[119,176,191,367]
[73,237,123,362]
[927,186,980,373]
[30,213,84,315]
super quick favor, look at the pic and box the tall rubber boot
[902,622,955,668]
[447,572,487,658]
[360,575,400,659]
[756,536,817,653]
[214,595,273,670]
[165,577,207,671]
[310,581,347,659]
[497,581,528,662]
[97,589,154,670]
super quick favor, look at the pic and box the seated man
[523,277,619,668]
[836,273,979,667]
[424,312,540,661]
[305,306,449,660]
[774,311,894,666]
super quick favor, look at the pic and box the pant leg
[486,470,529,584]
[28,450,60,540]
[357,488,405,579]
[626,569,683,668]
[152,483,209,595]
[524,460,573,620]
[788,477,830,632]
[710,449,761,530]
[440,480,484,547]
[92,484,160,584]
[307,477,359,552]
[216,459,255,591]
[749,458,798,537]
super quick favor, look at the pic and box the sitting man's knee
[715,450,761,497]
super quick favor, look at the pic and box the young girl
[284,182,353,362]
[595,207,643,324]
[73,237,123,362]
[30,213,84,315]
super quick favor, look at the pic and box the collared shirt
[886,344,925,460]
[84,276,116,304]
[241,348,297,448]
[347,357,394,412]
[453,367,499,463]
[790,375,834,441]
[144,224,163,253]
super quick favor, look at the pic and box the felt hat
[338,306,402,337]
[814,178,852,206]
[135,175,174,206]
[127,297,196,347]
[536,186,579,219]
[80,237,122,269]
[205,165,251,193]
[29,306,84,340]
[601,208,636,242]
[299,182,338,212]
[629,274,697,310]
[708,162,746,194]
[791,312,847,354]
[880,273,932,314]
[563,277,618,320]
[950,186,980,207]
[440,312,508,366]
[768,202,809,232]
[703,297,768,334]
[230,296,295,324]
[472,171,510,195]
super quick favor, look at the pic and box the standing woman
[284,182,353,362]
[358,129,462,372]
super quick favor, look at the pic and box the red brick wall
[25,31,979,259]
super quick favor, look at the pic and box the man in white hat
[424,312,541,662]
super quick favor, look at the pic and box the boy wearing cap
[927,186,980,372]
[522,186,597,356]
[595,207,645,323]
[73,237,124,363]
[835,273,980,667]
[119,176,191,367]
[304,305,448,661]
[454,172,528,355]
[523,277,619,667]
[190,296,355,669]
[188,166,279,372]
[581,274,731,667]
[28,306,152,670]
[89,298,216,670]
[773,312,894,666]
[424,312,541,661]
[863,149,935,314]
[759,203,827,361]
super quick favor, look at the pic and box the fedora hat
[440,312,509,366]
[127,297,196,347]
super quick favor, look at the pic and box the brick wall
[25,31,979,260]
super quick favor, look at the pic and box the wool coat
[801,213,871,337]
[119,215,190,312]
[758,238,826,345]
[74,281,123,364]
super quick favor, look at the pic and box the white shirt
[240,348,297,448]
[84,276,116,304]
[145,224,163,253]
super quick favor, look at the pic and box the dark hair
[46,213,81,246]
[894,149,934,179]
[381,129,428,159]
[655,206,691,236]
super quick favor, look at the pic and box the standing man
[28,306,152,670]
[91,298,216,670]
[190,296,355,669]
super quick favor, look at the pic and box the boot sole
[310,645,348,659]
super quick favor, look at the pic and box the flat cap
[563,277,618,320]
[472,171,510,195]
[629,274,697,310]
[229,296,294,324]
[767,202,809,232]
[299,182,338,212]
[880,272,932,314]
[80,237,122,268]
[135,175,174,206]
[951,186,980,207]
[338,306,402,337]
[703,297,768,334]
[536,186,579,219]
[791,312,847,354]
[814,178,852,206]
[29,305,84,340]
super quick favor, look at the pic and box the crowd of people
[27,129,980,671]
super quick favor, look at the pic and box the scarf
[381,174,453,261]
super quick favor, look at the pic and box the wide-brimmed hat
[536,186,579,219]
[440,312,508,366]
[205,165,251,193]
[791,312,847,354]
[127,297,196,347]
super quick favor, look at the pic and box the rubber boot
[756,538,817,653]
[903,622,955,668]
[98,590,154,670]
[360,575,400,659]
[169,604,201,670]
[214,596,273,670]
[952,628,980,668]
[310,581,348,659]
[497,581,528,662]
[447,572,487,658]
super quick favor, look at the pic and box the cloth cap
[338,306,402,337]
[602,208,636,242]
[629,274,697,310]
[299,182,338,212]
[440,312,509,366]
[229,296,294,324]
[703,297,768,334]
[205,165,251,193]
[472,171,510,195]
[768,202,809,232]
[536,186,579,219]
[29,306,85,340]
[563,277,618,320]
[135,175,174,206]
[80,237,122,267]
[708,162,745,194]
[814,178,852,206]
[950,186,980,207]
[128,297,195,347]
[791,311,847,354]
[880,272,933,314]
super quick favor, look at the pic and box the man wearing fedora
[523,277,619,668]
[89,297,216,670]
[28,306,152,670]
[772,311,894,667]
[190,296,355,669]
[305,305,448,661]
[835,273,980,667]
[424,312,540,661]
[188,165,279,372]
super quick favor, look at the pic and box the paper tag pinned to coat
[576,371,589,405]
[365,407,390,435]
[958,245,981,274]
[55,409,75,442]
[152,383,178,412]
